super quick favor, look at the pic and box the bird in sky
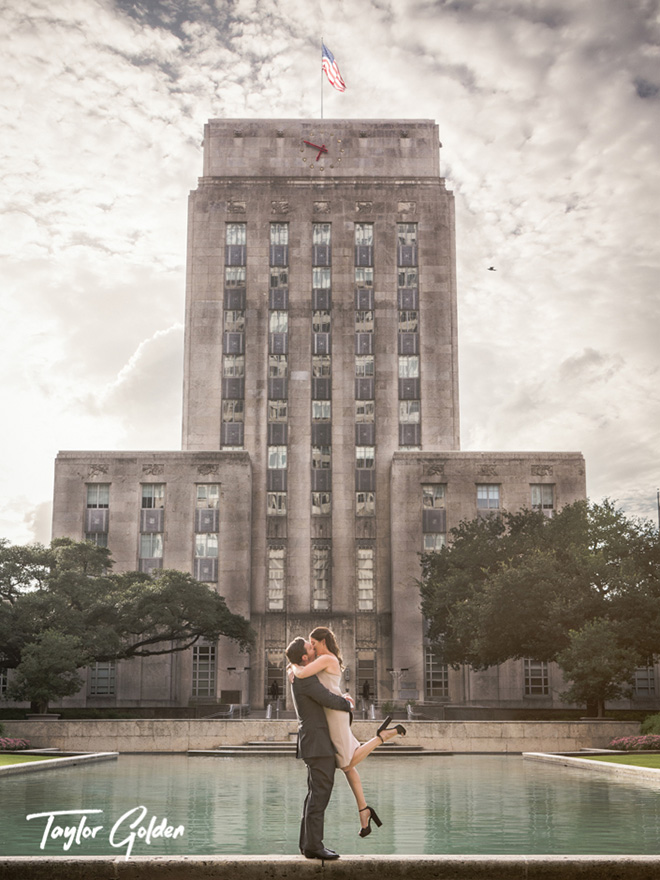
[488,266,496,271]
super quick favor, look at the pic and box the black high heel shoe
[376,715,392,742]
[395,723,407,736]
[358,805,383,838]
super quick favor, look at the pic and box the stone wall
[2,719,639,753]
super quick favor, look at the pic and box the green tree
[0,538,254,712]
[6,630,88,714]
[420,500,660,713]
[556,620,640,718]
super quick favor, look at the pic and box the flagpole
[320,38,323,119]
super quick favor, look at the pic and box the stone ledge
[2,856,660,880]
[523,751,660,784]
[0,752,118,777]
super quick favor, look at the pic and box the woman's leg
[346,726,399,771]
[342,767,370,831]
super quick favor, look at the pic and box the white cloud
[0,0,658,542]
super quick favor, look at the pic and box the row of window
[86,483,220,580]
[266,543,376,613]
[2,656,655,703]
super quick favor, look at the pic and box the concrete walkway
[2,855,660,880]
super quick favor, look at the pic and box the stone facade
[39,118,624,715]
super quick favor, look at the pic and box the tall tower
[182,119,460,700]
[51,118,586,712]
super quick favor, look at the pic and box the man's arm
[294,674,351,712]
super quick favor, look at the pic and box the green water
[1,754,660,857]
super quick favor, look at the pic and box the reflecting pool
[1,754,660,858]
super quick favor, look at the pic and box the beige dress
[317,669,360,769]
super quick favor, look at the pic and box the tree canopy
[419,500,660,715]
[0,538,254,712]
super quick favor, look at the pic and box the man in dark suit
[286,636,353,861]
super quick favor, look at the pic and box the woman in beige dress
[289,625,406,837]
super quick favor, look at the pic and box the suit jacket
[290,674,352,760]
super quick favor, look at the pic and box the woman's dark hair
[309,626,344,669]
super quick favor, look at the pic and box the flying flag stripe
[322,43,346,92]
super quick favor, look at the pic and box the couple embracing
[286,626,406,860]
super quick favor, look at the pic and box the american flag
[322,43,346,92]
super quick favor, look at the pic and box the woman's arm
[292,654,338,679]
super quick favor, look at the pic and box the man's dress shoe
[302,847,340,860]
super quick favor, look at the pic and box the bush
[640,713,660,735]
[0,737,31,751]
[608,734,660,751]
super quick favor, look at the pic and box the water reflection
[1,755,660,857]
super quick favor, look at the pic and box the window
[224,310,245,333]
[89,661,116,696]
[312,267,331,288]
[222,400,244,422]
[268,400,288,422]
[398,267,418,288]
[357,547,375,611]
[195,534,218,558]
[311,446,331,469]
[399,400,420,423]
[225,266,246,286]
[266,649,286,703]
[87,484,110,508]
[355,223,374,247]
[531,484,554,514]
[226,223,246,246]
[477,484,500,510]
[356,491,375,516]
[268,354,288,378]
[398,310,419,333]
[425,647,449,699]
[423,484,445,509]
[312,310,331,333]
[312,355,331,377]
[270,267,288,288]
[357,650,376,704]
[524,659,549,696]
[355,355,374,378]
[223,354,245,378]
[423,533,446,552]
[313,223,331,246]
[270,223,288,246]
[634,662,656,697]
[355,267,373,288]
[312,492,331,515]
[312,400,331,421]
[269,311,288,333]
[192,644,216,697]
[267,492,287,516]
[85,533,108,548]
[140,533,163,558]
[267,547,285,611]
[312,546,330,611]
[0,665,7,697]
[141,484,165,509]
[197,485,220,509]
[355,400,375,423]
[268,446,287,469]
[397,223,417,247]
[355,310,374,333]
[356,446,375,469]
[398,355,419,378]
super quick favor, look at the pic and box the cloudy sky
[1,0,659,545]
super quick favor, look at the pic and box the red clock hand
[303,141,328,161]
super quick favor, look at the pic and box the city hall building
[48,118,600,714]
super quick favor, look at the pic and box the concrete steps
[189,742,452,757]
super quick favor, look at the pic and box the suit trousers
[299,755,336,854]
